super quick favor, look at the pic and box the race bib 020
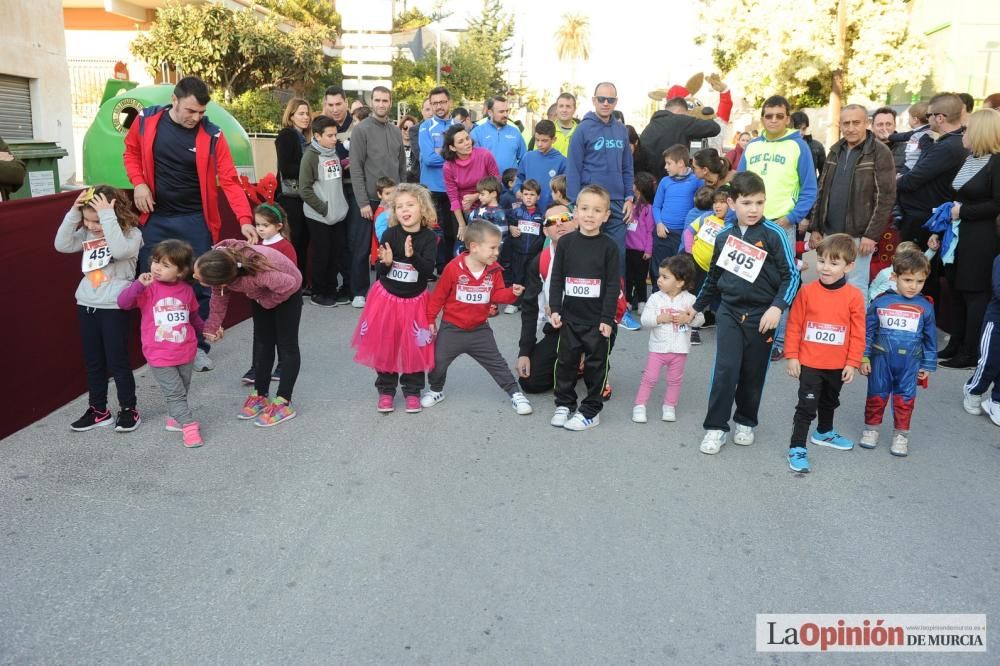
[388,261,418,283]
[564,277,600,298]
[456,284,491,303]
[804,321,846,346]
[877,307,920,333]
[81,238,112,273]
[716,235,767,282]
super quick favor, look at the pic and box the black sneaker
[939,356,976,370]
[114,407,141,433]
[335,288,351,304]
[302,286,313,298]
[701,311,716,329]
[311,294,338,307]
[71,406,113,432]
[690,329,702,345]
[271,364,281,382]
[241,367,256,385]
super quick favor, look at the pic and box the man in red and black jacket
[123,76,256,370]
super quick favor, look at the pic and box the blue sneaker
[620,311,641,331]
[810,430,854,450]
[788,447,810,473]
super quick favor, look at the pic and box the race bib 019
[716,235,767,282]
[564,277,600,298]
[81,238,112,273]
[388,261,418,283]
[456,284,490,303]
[804,321,846,346]
[877,307,920,333]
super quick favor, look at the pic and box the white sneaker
[983,399,1000,427]
[859,429,880,449]
[564,412,599,431]
[733,424,755,446]
[352,296,366,308]
[550,406,571,427]
[632,405,647,423]
[890,432,909,457]
[661,405,676,422]
[700,429,726,454]
[503,304,519,314]
[510,392,532,415]
[420,390,444,408]
[964,391,984,415]
[194,348,214,372]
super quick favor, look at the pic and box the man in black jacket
[639,98,720,180]
[871,106,907,175]
[790,111,826,179]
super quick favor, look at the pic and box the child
[499,168,519,212]
[242,202,297,386]
[117,240,205,447]
[54,186,143,433]
[373,176,396,242]
[549,184,621,431]
[685,186,733,338]
[964,255,1000,426]
[352,183,438,412]
[651,144,702,285]
[784,234,866,472]
[868,239,938,301]
[549,174,571,210]
[692,171,799,454]
[685,185,715,228]
[514,120,568,213]
[506,179,546,313]
[633,254,703,424]
[468,176,508,235]
[194,240,303,427]
[423,221,533,414]
[860,250,937,456]
[299,115,349,308]
[625,171,656,313]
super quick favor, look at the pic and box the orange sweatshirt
[785,279,866,369]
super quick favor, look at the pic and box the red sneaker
[377,394,394,413]
[405,395,422,413]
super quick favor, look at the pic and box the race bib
[321,158,342,181]
[565,277,600,298]
[716,235,767,282]
[805,321,846,346]
[626,221,638,232]
[153,296,190,344]
[696,219,724,245]
[81,238,112,273]
[517,220,541,235]
[388,261,418,283]
[456,284,490,303]
[877,307,920,333]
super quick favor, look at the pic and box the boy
[692,171,800,454]
[514,120,568,213]
[651,144,701,283]
[373,176,396,242]
[549,174,571,210]
[467,176,508,235]
[548,185,620,431]
[499,168,519,211]
[298,115,349,307]
[861,251,937,456]
[506,179,546,314]
[964,255,1000,426]
[423,221,533,414]
[784,234,866,473]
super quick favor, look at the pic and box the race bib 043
[564,277,600,298]
[716,235,767,282]
[804,321,846,346]
[877,307,920,333]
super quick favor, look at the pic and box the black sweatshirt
[548,230,620,327]
[375,225,437,298]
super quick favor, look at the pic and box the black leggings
[78,306,136,411]
[624,248,649,307]
[252,292,303,401]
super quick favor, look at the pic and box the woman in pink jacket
[442,124,500,241]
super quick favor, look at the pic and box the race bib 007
[716,235,767,282]
[804,322,846,346]
[456,284,490,303]
[877,307,920,333]
[564,277,600,298]
[388,261,418,283]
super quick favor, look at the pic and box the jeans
[847,238,873,307]
[603,200,627,281]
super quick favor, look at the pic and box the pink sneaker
[405,395,422,413]
[182,422,203,448]
[238,391,268,420]
[254,397,296,427]
[377,394,394,413]
[165,417,182,432]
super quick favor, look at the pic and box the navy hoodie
[566,112,634,203]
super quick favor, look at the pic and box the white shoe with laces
[983,399,1000,427]
[733,424,755,446]
[503,304,519,314]
[661,405,676,422]
[510,392,532,415]
[420,390,444,408]
[700,429,726,454]
[550,406,571,427]
[964,391,984,415]
[632,405,647,423]
[352,296,366,308]
[563,412,599,431]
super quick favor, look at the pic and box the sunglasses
[595,96,618,105]
[544,212,573,227]
[763,113,787,121]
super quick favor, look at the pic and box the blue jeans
[139,211,213,352]
[773,224,797,349]
[603,200,627,281]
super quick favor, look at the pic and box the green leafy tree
[462,0,515,95]
[222,89,284,132]
[554,13,590,91]
[257,0,340,29]
[391,55,437,116]
[394,8,433,31]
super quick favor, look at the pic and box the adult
[0,136,26,201]
[808,104,896,299]
[408,98,432,182]
[984,93,1000,110]
[789,111,826,179]
[871,106,907,175]
[726,132,750,172]
[350,86,406,229]
[418,86,457,270]
[441,124,500,241]
[399,115,419,183]
[322,85,369,307]
[451,107,474,132]
[275,97,312,282]
[627,125,657,178]
[691,148,733,188]
[470,96,526,174]
[123,75,255,371]
[639,87,725,180]
[938,109,1000,369]
[738,95,817,360]
[552,92,580,158]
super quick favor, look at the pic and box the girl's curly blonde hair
[388,183,436,230]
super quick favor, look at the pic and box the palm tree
[554,13,590,90]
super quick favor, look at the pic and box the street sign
[343,64,393,79]
[341,33,393,48]
[339,0,392,32]
[341,47,395,63]
[344,79,393,93]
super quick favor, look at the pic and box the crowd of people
[49,73,1000,469]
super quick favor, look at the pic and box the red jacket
[427,254,516,330]
[123,105,253,242]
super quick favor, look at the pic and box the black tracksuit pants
[554,319,611,418]
[252,292,302,401]
[790,366,844,447]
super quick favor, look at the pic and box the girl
[241,203,297,385]
[351,183,438,413]
[624,171,656,313]
[55,186,143,433]
[194,240,303,427]
[117,240,204,447]
[632,254,703,424]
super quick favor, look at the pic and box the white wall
[0,0,77,183]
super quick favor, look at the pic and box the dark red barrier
[2,190,250,440]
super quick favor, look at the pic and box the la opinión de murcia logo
[756,614,987,652]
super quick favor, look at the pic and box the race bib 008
[716,235,767,282]
[564,277,600,298]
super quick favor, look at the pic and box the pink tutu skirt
[352,282,436,374]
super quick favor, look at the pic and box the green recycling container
[6,140,69,200]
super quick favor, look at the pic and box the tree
[257,0,340,29]
[695,0,927,142]
[554,13,590,91]
[394,8,433,31]
[463,0,515,95]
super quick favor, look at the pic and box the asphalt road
[2,290,998,664]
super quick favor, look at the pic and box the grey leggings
[151,363,194,425]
